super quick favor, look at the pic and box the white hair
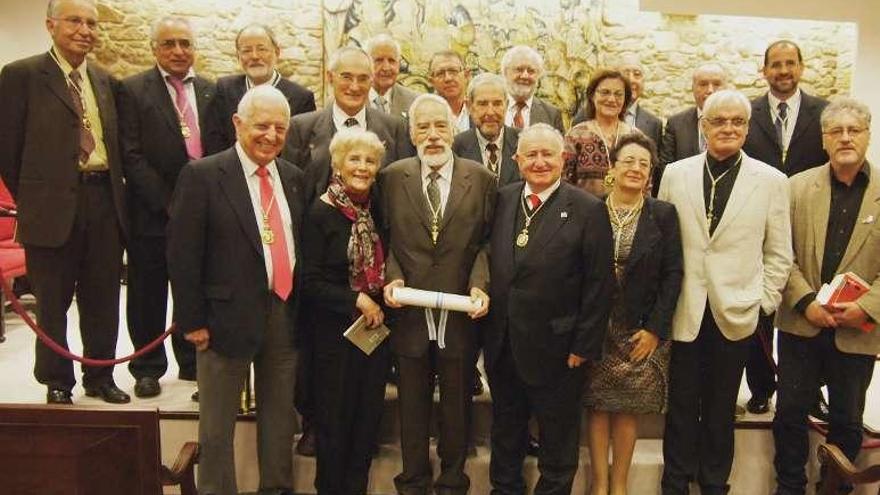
[363,34,400,59]
[500,45,545,76]
[328,46,371,73]
[821,96,872,130]
[237,85,290,122]
[408,94,456,134]
[517,123,564,154]
[702,89,752,120]
[467,73,507,102]
[149,16,195,46]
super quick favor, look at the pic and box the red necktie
[513,101,526,129]
[167,76,203,160]
[256,167,293,300]
[68,71,96,163]
[528,193,541,211]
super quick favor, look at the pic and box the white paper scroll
[391,287,483,313]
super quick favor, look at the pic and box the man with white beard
[501,45,565,134]
[379,93,496,494]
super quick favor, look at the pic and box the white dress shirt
[505,95,533,128]
[523,178,561,205]
[332,103,367,130]
[421,157,454,215]
[768,88,802,151]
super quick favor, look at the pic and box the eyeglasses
[335,72,371,86]
[431,67,463,79]
[51,16,98,31]
[157,39,193,50]
[238,45,273,57]
[615,157,651,169]
[823,126,868,139]
[704,117,748,129]
[510,65,539,76]
[596,89,625,99]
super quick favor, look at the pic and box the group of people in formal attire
[1,1,878,495]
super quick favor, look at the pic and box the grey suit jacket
[657,106,701,195]
[0,52,128,247]
[386,83,420,119]
[528,97,565,134]
[777,162,880,355]
[743,91,829,177]
[378,155,496,358]
[281,105,415,205]
[451,126,522,187]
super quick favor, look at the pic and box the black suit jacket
[203,75,316,155]
[572,102,663,146]
[118,67,215,237]
[485,182,614,387]
[451,126,521,187]
[657,106,701,195]
[282,106,415,206]
[618,198,684,340]
[167,148,305,358]
[0,52,128,247]
[742,91,829,177]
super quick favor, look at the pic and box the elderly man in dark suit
[283,46,413,205]
[168,85,304,495]
[365,34,420,119]
[658,63,727,193]
[485,123,613,495]
[501,45,565,134]
[203,23,315,155]
[452,73,521,187]
[741,40,829,416]
[117,15,213,398]
[381,93,496,495]
[0,0,129,405]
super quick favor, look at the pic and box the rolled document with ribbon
[391,287,483,313]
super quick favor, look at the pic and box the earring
[603,170,615,188]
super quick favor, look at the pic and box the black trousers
[313,331,390,495]
[26,181,123,391]
[487,341,585,495]
[745,312,776,401]
[772,330,875,495]
[394,344,473,495]
[662,307,750,495]
[126,234,196,380]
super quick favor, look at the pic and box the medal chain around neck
[606,193,643,273]
[516,192,548,248]
[49,49,88,115]
[258,170,278,244]
[704,152,743,227]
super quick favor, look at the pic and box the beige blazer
[658,151,793,342]
[776,162,880,355]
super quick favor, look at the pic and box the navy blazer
[452,126,522,187]
[167,148,305,358]
[485,182,614,387]
[617,197,684,340]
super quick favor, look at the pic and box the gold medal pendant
[82,116,92,130]
[181,122,191,139]
[262,227,275,244]
[431,223,439,245]
[516,230,529,248]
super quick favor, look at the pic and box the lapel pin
[862,215,875,224]
[561,211,568,218]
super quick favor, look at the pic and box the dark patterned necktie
[344,117,359,128]
[486,143,499,174]
[513,102,526,129]
[68,70,96,163]
[775,101,788,146]
[427,171,441,213]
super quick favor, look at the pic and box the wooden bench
[0,404,198,494]
[818,443,880,495]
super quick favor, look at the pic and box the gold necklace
[606,192,643,276]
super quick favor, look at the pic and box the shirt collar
[626,101,638,117]
[157,65,196,82]
[245,69,282,90]
[475,126,504,150]
[235,142,278,179]
[524,178,561,204]
[421,156,454,182]
[51,45,86,78]
[768,87,802,114]
[830,161,871,186]
[332,103,367,130]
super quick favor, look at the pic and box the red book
[816,272,875,333]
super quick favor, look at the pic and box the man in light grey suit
[365,34,419,119]
[658,89,793,495]
[452,73,521,187]
[658,63,727,193]
[501,45,565,134]
[381,94,495,494]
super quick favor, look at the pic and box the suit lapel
[501,128,520,185]
[711,155,759,240]
[440,158,471,231]
[146,68,181,136]
[625,201,661,273]
[40,53,78,117]
[810,165,831,269]
[530,99,547,126]
[402,161,433,234]
[686,108,701,156]
[311,108,336,199]
[684,156,709,235]
[788,93,817,154]
[218,149,263,257]
[277,162,302,249]
[88,65,115,140]
[753,95,779,148]
[518,185,572,265]
[497,184,522,265]
[838,163,880,271]
[194,76,214,126]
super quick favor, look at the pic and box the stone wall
[92,0,855,121]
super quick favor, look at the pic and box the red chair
[0,178,26,343]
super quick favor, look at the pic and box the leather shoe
[134,377,161,398]
[746,396,770,415]
[84,383,131,404]
[47,388,73,404]
[526,435,539,457]
[296,423,316,457]
[191,390,199,402]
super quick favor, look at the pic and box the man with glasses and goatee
[658,89,793,495]
[0,0,129,405]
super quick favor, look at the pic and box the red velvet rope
[0,272,175,367]
[757,329,880,449]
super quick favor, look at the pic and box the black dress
[301,199,390,495]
